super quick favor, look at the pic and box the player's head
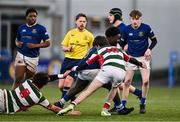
[129,9,142,28]
[25,8,38,26]
[108,8,122,24]
[75,13,87,31]
[105,26,120,46]
[93,36,109,49]
[32,72,50,89]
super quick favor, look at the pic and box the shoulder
[18,24,27,29]
[141,23,151,29]
[35,24,47,30]
[84,29,94,37]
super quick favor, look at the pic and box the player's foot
[117,107,134,115]
[57,104,74,116]
[101,110,111,116]
[108,106,116,113]
[54,101,63,108]
[140,104,146,114]
[137,95,142,100]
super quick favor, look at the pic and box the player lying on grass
[54,27,142,115]
[0,72,78,115]
[57,36,146,116]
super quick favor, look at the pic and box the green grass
[1,83,180,121]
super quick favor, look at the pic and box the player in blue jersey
[12,8,50,90]
[108,8,143,112]
[121,9,157,114]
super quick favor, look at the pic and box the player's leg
[121,70,134,108]
[57,79,104,115]
[12,53,27,89]
[119,83,142,99]
[55,77,90,108]
[12,65,26,89]
[139,68,150,114]
[60,58,80,99]
[102,82,121,113]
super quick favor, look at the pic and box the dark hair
[32,72,49,88]
[75,13,87,21]
[93,36,109,47]
[26,8,38,17]
[109,8,122,22]
[105,26,120,37]
[129,9,142,19]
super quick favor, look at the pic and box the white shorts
[78,69,99,81]
[14,52,39,72]
[94,66,126,87]
[0,89,5,113]
[126,56,150,70]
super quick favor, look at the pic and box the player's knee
[124,81,130,88]
[58,79,65,90]
[143,81,149,87]
[119,83,124,90]
[64,76,74,87]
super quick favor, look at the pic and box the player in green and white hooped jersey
[0,72,65,114]
[57,36,147,116]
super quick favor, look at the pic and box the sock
[133,88,142,97]
[140,97,146,105]
[121,100,127,107]
[71,101,77,106]
[58,95,69,107]
[103,102,111,111]
[70,96,76,101]
[61,87,70,98]
[116,104,124,111]
[114,100,121,108]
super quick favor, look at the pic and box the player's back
[98,46,126,71]
[4,80,42,113]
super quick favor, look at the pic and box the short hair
[75,13,87,21]
[26,8,38,17]
[105,26,120,37]
[32,72,49,88]
[93,36,109,47]
[129,9,142,19]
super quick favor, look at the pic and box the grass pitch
[0,83,180,121]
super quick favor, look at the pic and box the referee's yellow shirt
[61,28,94,59]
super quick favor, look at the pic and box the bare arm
[27,40,50,49]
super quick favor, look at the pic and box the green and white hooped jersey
[4,80,50,114]
[98,46,126,71]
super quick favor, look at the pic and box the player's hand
[68,45,73,52]
[48,104,62,113]
[123,44,128,52]
[27,43,37,49]
[144,49,151,60]
[16,41,23,48]
[63,70,71,77]
[141,61,147,69]
[71,66,78,71]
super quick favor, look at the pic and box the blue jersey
[117,22,126,36]
[78,47,100,70]
[16,23,50,57]
[122,23,155,57]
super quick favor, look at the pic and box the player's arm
[149,37,157,50]
[48,74,66,82]
[123,52,146,68]
[61,31,73,52]
[72,54,99,71]
[47,104,61,113]
[39,96,61,113]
